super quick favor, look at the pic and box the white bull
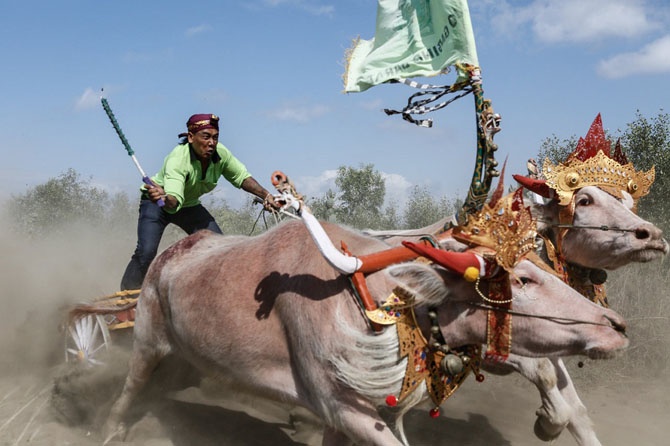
[367,185,667,445]
[100,199,630,445]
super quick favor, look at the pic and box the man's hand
[146,184,166,203]
[263,193,281,211]
[145,184,176,209]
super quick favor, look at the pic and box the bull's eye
[576,195,591,206]
[519,276,531,286]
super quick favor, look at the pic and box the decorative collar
[367,287,482,416]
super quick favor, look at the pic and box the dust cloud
[0,214,668,445]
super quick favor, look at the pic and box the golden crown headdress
[543,114,655,207]
[452,188,537,274]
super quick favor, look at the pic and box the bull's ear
[386,262,448,307]
[513,174,553,198]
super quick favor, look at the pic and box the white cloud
[195,88,229,103]
[495,0,659,43]
[260,0,334,16]
[597,35,670,78]
[185,24,212,37]
[75,88,101,110]
[294,169,338,199]
[381,172,412,208]
[302,4,334,16]
[292,169,412,208]
[359,98,384,111]
[122,48,174,64]
[265,103,330,123]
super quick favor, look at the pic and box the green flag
[343,0,479,93]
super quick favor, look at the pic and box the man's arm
[240,177,279,210]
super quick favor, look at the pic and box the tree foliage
[619,111,670,230]
[536,134,579,166]
[308,189,337,222]
[403,185,455,229]
[333,164,386,230]
[5,169,132,237]
[208,198,268,236]
[306,164,457,230]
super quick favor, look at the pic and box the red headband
[178,114,220,138]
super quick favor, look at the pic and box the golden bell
[440,354,465,376]
[627,180,638,193]
[463,266,480,282]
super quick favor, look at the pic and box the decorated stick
[100,94,164,207]
[455,67,501,225]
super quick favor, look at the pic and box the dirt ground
[1,228,668,446]
[0,361,667,446]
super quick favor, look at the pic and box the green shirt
[149,143,251,213]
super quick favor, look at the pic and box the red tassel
[385,395,398,407]
[429,407,440,418]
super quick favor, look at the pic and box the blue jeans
[120,199,222,290]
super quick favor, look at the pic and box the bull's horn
[513,174,554,199]
[300,208,362,274]
[402,241,495,280]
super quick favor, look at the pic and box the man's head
[180,114,220,161]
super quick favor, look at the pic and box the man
[120,113,279,290]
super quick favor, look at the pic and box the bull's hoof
[102,421,127,445]
[533,416,565,442]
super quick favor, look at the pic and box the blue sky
[2,0,669,209]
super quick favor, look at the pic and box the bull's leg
[554,358,602,446]
[102,346,163,444]
[324,407,409,446]
[486,355,573,441]
[322,426,354,446]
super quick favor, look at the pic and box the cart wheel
[64,314,112,366]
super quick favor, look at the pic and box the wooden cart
[64,289,140,366]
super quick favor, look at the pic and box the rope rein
[544,222,639,233]
[466,301,618,328]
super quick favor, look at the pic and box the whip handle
[101,97,164,207]
[101,98,134,156]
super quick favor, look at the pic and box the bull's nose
[604,315,627,336]
[635,228,650,240]
[635,223,663,241]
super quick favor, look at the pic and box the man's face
[188,129,219,160]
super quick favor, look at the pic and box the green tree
[403,185,454,229]
[6,169,111,237]
[619,110,670,230]
[380,199,402,230]
[334,164,386,230]
[536,134,579,167]
[208,198,264,236]
[308,189,337,222]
